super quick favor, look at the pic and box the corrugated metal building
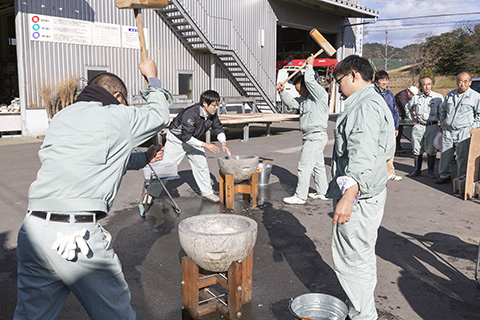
[10,0,377,137]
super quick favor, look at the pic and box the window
[178,72,193,100]
[85,66,109,83]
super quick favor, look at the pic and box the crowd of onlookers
[374,70,480,186]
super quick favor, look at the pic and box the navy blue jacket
[374,84,399,129]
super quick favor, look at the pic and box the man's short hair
[199,90,220,106]
[333,55,374,83]
[374,70,389,82]
[292,74,305,88]
[90,72,127,98]
[456,71,472,82]
[418,76,433,86]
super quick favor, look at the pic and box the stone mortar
[217,155,259,181]
[178,214,258,272]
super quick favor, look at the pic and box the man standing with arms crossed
[328,55,395,319]
[15,58,171,319]
[276,54,330,205]
[405,76,443,178]
[436,72,480,184]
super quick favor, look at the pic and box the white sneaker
[283,196,306,205]
[203,193,220,203]
[388,173,403,181]
[308,193,329,200]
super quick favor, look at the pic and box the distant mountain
[362,43,422,71]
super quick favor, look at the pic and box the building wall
[15,0,241,122]
[15,0,368,135]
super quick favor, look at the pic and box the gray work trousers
[15,212,135,320]
[163,131,213,197]
[411,123,438,156]
[332,189,387,320]
[294,131,329,200]
[438,127,471,179]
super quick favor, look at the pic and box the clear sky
[357,0,480,47]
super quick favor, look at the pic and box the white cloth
[336,176,359,206]
[51,228,90,261]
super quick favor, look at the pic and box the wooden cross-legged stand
[181,250,254,319]
[219,172,258,210]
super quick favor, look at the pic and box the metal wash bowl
[178,214,258,272]
[217,155,259,181]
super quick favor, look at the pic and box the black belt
[30,211,106,223]
[418,121,438,126]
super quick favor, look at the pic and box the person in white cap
[395,86,418,153]
[405,76,444,178]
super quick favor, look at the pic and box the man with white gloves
[15,59,171,319]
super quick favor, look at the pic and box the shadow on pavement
[259,202,345,319]
[377,227,480,320]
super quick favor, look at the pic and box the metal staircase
[157,0,278,113]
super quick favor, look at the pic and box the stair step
[171,22,189,27]
[165,13,183,19]
[180,34,199,39]
[187,40,204,44]
[160,8,178,14]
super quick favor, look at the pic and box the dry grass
[38,81,55,120]
[39,75,79,119]
[386,65,457,96]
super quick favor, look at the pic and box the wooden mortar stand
[181,250,254,320]
[219,172,258,210]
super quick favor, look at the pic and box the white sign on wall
[92,22,122,47]
[121,26,150,49]
[28,14,148,49]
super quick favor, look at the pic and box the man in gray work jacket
[436,71,480,184]
[328,55,395,319]
[15,59,171,320]
[405,76,443,178]
[275,54,330,205]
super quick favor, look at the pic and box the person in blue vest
[374,70,402,181]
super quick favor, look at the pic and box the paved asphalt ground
[1,117,480,320]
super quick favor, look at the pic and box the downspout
[15,0,26,136]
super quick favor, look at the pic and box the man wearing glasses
[328,55,395,320]
[437,71,480,184]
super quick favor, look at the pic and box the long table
[216,113,300,142]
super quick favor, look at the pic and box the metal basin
[290,293,348,320]
[217,155,259,181]
[178,214,258,272]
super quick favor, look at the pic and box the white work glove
[51,228,90,261]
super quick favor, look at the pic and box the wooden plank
[219,171,225,205]
[235,184,251,194]
[465,128,480,200]
[228,261,243,319]
[225,174,235,210]
[251,172,258,208]
[241,250,254,303]
[182,257,199,320]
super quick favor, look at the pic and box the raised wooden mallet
[280,28,337,86]
[115,0,169,63]
[115,0,169,144]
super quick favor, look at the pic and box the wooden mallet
[115,0,169,145]
[115,1,169,63]
[280,29,337,86]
